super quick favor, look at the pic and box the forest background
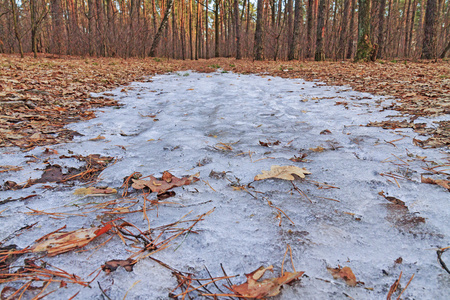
[1,0,449,61]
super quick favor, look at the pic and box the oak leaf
[254,165,311,181]
[327,266,357,287]
[231,265,304,299]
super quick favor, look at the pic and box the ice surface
[1,71,449,299]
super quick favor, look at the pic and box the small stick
[267,201,295,225]
[396,273,414,300]
[202,180,216,192]
[291,182,312,203]
[98,282,112,300]
[437,248,450,275]
[387,272,402,300]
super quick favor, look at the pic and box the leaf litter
[0,70,449,299]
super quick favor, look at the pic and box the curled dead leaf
[327,266,357,287]
[231,265,304,299]
[102,258,135,273]
[31,224,112,256]
[131,171,199,193]
[421,175,450,191]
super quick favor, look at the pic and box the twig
[267,201,295,225]
[387,271,402,300]
[396,273,414,300]
[98,282,112,300]
[291,182,312,203]
[437,247,450,275]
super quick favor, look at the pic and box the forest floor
[0,54,449,299]
[1,53,449,149]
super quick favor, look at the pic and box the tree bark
[306,0,314,58]
[376,0,386,58]
[50,0,64,54]
[422,0,438,59]
[441,40,450,58]
[346,0,357,59]
[215,0,220,57]
[338,0,351,59]
[254,0,264,60]
[355,0,374,61]
[9,0,23,58]
[288,0,302,60]
[149,0,174,57]
[234,0,241,59]
[315,0,326,61]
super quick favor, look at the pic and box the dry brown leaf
[231,265,304,299]
[31,224,112,256]
[254,165,311,181]
[132,171,199,193]
[421,175,450,191]
[327,266,357,287]
[102,258,135,273]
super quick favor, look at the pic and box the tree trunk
[215,0,220,57]
[181,0,186,59]
[422,0,438,59]
[288,0,302,60]
[149,0,174,57]
[9,0,23,58]
[189,0,193,59]
[88,0,96,56]
[355,0,374,61]
[315,0,326,61]
[376,0,386,58]
[306,0,314,58]
[234,0,241,59]
[254,0,264,60]
[441,40,450,58]
[346,0,357,58]
[50,0,64,54]
[338,0,351,59]
[205,0,209,58]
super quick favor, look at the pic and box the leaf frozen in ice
[254,165,311,181]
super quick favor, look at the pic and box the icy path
[1,72,449,299]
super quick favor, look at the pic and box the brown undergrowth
[1,54,449,149]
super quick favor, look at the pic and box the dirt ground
[1,54,449,150]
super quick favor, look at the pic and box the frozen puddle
[1,72,449,299]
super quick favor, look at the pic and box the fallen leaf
[378,191,407,207]
[231,265,304,298]
[320,129,332,135]
[73,187,117,196]
[421,175,450,191]
[89,135,106,141]
[327,266,357,287]
[102,258,135,273]
[309,146,325,152]
[131,171,199,193]
[254,165,311,181]
[31,225,112,256]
